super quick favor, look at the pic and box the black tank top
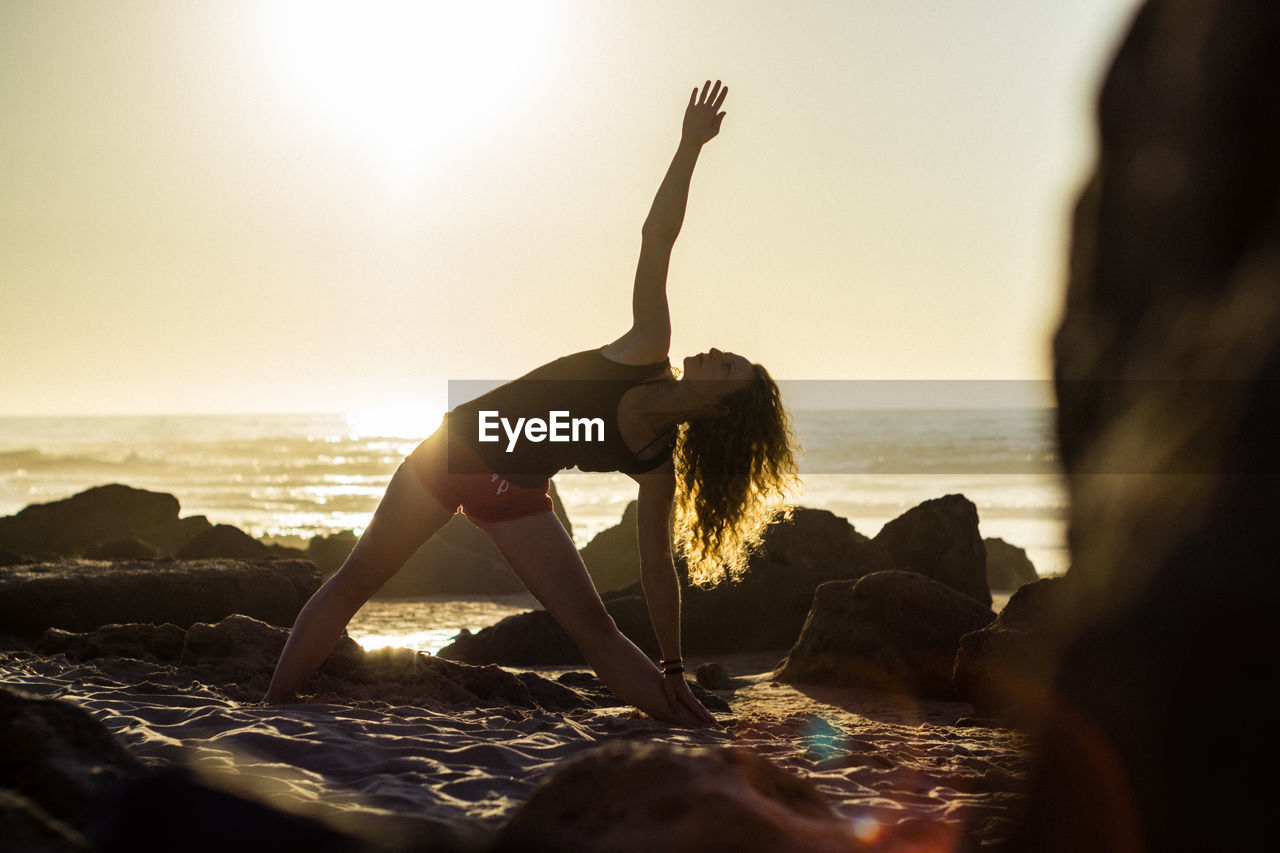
[448,347,675,488]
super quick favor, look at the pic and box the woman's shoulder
[601,330,670,367]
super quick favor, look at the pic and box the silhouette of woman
[264,81,798,726]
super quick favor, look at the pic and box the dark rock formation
[871,494,990,605]
[983,537,1039,591]
[578,500,641,593]
[0,684,143,846]
[694,662,734,690]
[492,741,854,853]
[305,529,358,575]
[0,786,92,853]
[0,559,321,636]
[953,577,1077,723]
[440,507,888,664]
[82,537,161,561]
[0,484,209,559]
[177,524,284,560]
[1003,2,1280,850]
[96,767,386,853]
[775,571,995,699]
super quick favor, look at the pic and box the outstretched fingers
[713,82,728,110]
[696,79,726,108]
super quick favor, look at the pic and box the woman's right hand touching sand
[662,671,720,727]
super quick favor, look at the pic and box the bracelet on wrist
[659,657,684,676]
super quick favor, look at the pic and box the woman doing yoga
[264,80,799,726]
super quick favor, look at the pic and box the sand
[1,644,1029,848]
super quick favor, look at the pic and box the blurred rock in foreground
[492,741,869,853]
[1005,1,1280,850]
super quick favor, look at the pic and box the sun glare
[260,1,558,180]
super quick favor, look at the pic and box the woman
[264,80,799,726]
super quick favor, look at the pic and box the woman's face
[682,348,754,397]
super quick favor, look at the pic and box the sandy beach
[1,635,1029,850]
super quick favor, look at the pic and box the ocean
[0,408,1066,652]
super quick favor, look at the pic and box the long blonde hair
[672,363,800,586]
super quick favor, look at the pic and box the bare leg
[472,511,706,725]
[264,462,456,702]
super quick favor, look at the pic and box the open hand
[682,79,728,146]
[662,672,721,727]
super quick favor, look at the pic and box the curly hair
[672,363,801,587]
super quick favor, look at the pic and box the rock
[493,741,856,853]
[95,767,379,853]
[37,622,187,663]
[0,787,91,853]
[82,537,161,561]
[133,515,214,557]
[0,684,143,840]
[694,662,733,690]
[952,577,1077,723]
[579,500,641,593]
[1004,2,1280,850]
[872,495,991,605]
[0,484,178,558]
[176,525,277,560]
[0,559,321,636]
[0,484,212,558]
[305,529,357,575]
[775,571,995,699]
[440,507,888,664]
[983,538,1038,591]
[0,547,28,567]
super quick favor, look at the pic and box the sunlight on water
[0,408,1071,573]
[346,594,540,656]
[345,405,444,441]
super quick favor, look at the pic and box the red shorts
[405,419,553,523]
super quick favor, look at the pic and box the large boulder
[775,571,996,699]
[0,484,211,559]
[579,500,642,593]
[0,559,320,637]
[952,577,1077,723]
[871,494,990,605]
[441,507,888,664]
[1003,2,1280,851]
[984,537,1039,591]
[493,741,858,853]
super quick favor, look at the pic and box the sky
[1,0,1142,416]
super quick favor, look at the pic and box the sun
[259,1,558,179]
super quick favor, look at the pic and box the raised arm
[607,80,728,364]
[632,463,717,725]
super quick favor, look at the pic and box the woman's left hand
[681,79,728,146]
[663,671,720,727]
